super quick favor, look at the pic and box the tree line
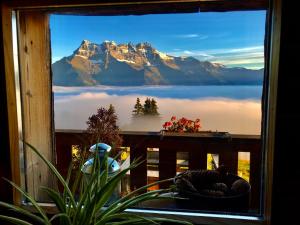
[132,97,159,115]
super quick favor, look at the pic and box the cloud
[183,50,193,55]
[170,34,208,39]
[168,45,264,69]
[209,47,264,69]
[225,46,264,54]
[168,49,215,61]
[54,92,261,135]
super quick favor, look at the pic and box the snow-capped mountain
[52,40,264,86]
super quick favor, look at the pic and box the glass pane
[147,148,159,191]
[207,153,219,170]
[177,152,189,175]
[51,10,265,215]
[238,152,250,182]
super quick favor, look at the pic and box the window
[3,0,281,224]
[52,10,264,215]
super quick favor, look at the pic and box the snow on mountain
[52,40,264,86]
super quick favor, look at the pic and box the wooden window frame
[1,0,281,224]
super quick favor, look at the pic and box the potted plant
[161,116,230,138]
[162,116,202,134]
[0,142,192,225]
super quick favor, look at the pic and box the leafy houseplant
[0,143,192,225]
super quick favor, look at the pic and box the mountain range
[52,40,264,86]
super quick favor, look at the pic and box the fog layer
[54,91,261,135]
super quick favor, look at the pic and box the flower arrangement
[162,116,201,133]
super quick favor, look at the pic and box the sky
[50,11,266,69]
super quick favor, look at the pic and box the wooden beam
[199,0,268,12]
[4,0,268,12]
[0,4,13,203]
[1,3,21,204]
[18,11,55,201]
[263,0,282,224]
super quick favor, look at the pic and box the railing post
[189,144,207,170]
[130,145,147,190]
[249,141,262,212]
[219,144,238,175]
[55,132,72,177]
[159,147,176,188]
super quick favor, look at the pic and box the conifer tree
[132,97,143,115]
[150,98,159,115]
[143,98,152,115]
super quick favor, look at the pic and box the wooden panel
[264,0,282,224]
[3,0,268,12]
[219,144,238,175]
[1,3,21,204]
[18,11,54,201]
[130,145,147,190]
[159,148,176,188]
[0,4,14,203]
[249,143,262,212]
[189,144,206,170]
[55,131,91,176]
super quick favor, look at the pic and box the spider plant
[0,142,192,225]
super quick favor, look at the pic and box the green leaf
[65,161,74,186]
[63,162,74,211]
[93,165,134,212]
[49,213,72,225]
[147,217,193,225]
[105,219,153,225]
[0,202,45,224]
[104,190,164,217]
[102,178,172,218]
[71,159,84,196]
[0,215,34,225]
[72,170,104,224]
[96,213,159,225]
[3,178,50,225]
[40,186,66,213]
[24,142,77,210]
[76,158,138,225]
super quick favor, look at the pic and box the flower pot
[160,130,230,138]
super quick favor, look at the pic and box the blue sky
[50,11,266,69]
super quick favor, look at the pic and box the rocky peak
[127,42,136,52]
[74,40,102,58]
[104,40,117,45]
[53,39,264,86]
[81,39,91,45]
[136,42,153,51]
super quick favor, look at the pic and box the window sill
[21,202,265,225]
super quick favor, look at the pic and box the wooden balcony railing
[55,130,261,212]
